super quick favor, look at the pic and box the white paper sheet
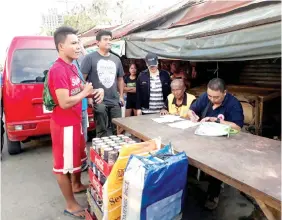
[152,115,185,123]
[168,120,200,129]
[194,122,231,136]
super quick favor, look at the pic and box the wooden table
[112,115,281,220]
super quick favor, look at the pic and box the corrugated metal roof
[124,0,281,61]
[112,0,267,38]
[79,25,118,38]
[81,0,273,44]
[170,0,255,28]
[112,0,199,39]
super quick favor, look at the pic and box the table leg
[254,98,259,135]
[256,199,281,220]
[117,125,124,135]
[258,101,263,135]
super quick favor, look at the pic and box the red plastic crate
[90,148,113,176]
[88,168,103,199]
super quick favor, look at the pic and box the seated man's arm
[202,101,244,131]
[186,94,205,120]
[220,120,241,131]
[223,102,244,131]
[160,98,169,115]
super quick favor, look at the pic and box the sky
[0,0,177,65]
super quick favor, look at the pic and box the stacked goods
[86,135,139,220]
[103,138,161,220]
[121,144,189,220]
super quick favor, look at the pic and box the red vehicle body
[3,36,95,154]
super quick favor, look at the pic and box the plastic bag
[121,144,188,220]
[103,138,161,220]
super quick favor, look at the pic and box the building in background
[41,8,64,32]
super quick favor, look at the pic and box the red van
[3,36,95,155]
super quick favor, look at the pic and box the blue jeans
[82,110,88,143]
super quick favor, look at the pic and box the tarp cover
[86,40,125,57]
[125,2,281,61]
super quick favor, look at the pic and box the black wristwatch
[215,118,220,123]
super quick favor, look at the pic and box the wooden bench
[112,115,281,220]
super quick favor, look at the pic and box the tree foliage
[63,4,95,33]
[63,0,114,33]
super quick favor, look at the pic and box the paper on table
[194,122,231,136]
[168,120,200,129]
[152,115,185,123]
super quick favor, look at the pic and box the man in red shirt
[48,26,99,219]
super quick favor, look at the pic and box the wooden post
[256,199,281,220]
[258,99,264,136]
[254,97,260,135]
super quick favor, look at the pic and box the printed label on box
[89,169,103,199]
[90,148,113,176]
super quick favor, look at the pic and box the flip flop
[73,188,87,194]
[63,209,85,219]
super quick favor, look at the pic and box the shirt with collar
[136,69,171,110]
[190,92,244,128]
[163,92,196,113]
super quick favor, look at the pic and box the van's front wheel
[7,135,22,155]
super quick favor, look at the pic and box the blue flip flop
[63,209,85,219]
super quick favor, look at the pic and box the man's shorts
[50,119,87,174]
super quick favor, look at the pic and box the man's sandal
[63,209,85,219]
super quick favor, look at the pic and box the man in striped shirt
[136,53,171,115]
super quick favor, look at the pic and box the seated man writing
[187,78,244,210]
[160,79,196,117]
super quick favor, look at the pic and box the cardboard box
[88,168,103,199]
[90,148,113,176]
[87,190,103,220]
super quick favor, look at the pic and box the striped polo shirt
[142,73,164,114]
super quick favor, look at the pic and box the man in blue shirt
[189,78,244,130]
[188,78,244,210]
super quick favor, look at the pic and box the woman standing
[124,63,138,117]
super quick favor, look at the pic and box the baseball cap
[145,52,158,67]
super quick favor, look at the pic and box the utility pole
[65,0,69,13]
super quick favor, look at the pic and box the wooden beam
[256,199,280,220]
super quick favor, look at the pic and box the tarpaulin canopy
[125,1,281,61]
[86,40,125,57]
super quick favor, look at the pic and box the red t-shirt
[49,58,82,126]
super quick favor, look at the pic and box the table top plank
[112,115,281,209]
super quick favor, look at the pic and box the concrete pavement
[1,138,88,220]
[2,137,256,220]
